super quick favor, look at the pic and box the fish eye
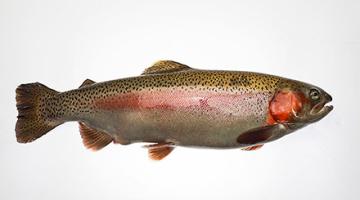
[309,88,320,101]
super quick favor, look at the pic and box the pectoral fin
[241,144,264,151]
[144,142,175,160]
[142,60,192,75]
[237,124,288,145]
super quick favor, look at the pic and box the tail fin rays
[15,83,62,143]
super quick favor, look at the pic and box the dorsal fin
[79,79,96,88]
[142,60,192,75]
[79,122,113,151]
[144,142,175,160]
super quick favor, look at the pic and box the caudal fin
[15,82,62,143]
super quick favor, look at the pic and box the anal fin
[242,144,264,151]
[145,142,175,161]
[79,122,113,151]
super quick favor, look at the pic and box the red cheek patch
[269,91,303,123]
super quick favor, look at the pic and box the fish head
[270,79,333,125]
[295,83,333,123]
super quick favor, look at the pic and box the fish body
[15,61,333,160]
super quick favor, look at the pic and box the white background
[1,0,359,199]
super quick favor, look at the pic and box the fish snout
[325,92,332,102]
[307,90,333,122]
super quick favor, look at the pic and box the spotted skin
[41,69,302,148]
[15,83,61,143]
[15,61,333,153]
[47,70,282,117]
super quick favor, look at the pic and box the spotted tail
[15,83,63,143]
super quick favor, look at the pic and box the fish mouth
[309,93,333,121]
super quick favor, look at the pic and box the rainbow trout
[15,60,333,160]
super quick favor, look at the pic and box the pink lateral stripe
[94,90,250,111]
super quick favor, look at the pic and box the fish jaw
[293,89,333,124]
[301,102,333,123]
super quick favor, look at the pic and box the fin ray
[145,143,175,160]
[15,83,62,143]
[79,122,113,151]
[242,144,264,151]
[79,79,96,88]
[142,60,192,75]
[237,124,288,145]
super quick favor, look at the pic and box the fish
[15,60,333,160]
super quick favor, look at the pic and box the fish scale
[15,60,333,160]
